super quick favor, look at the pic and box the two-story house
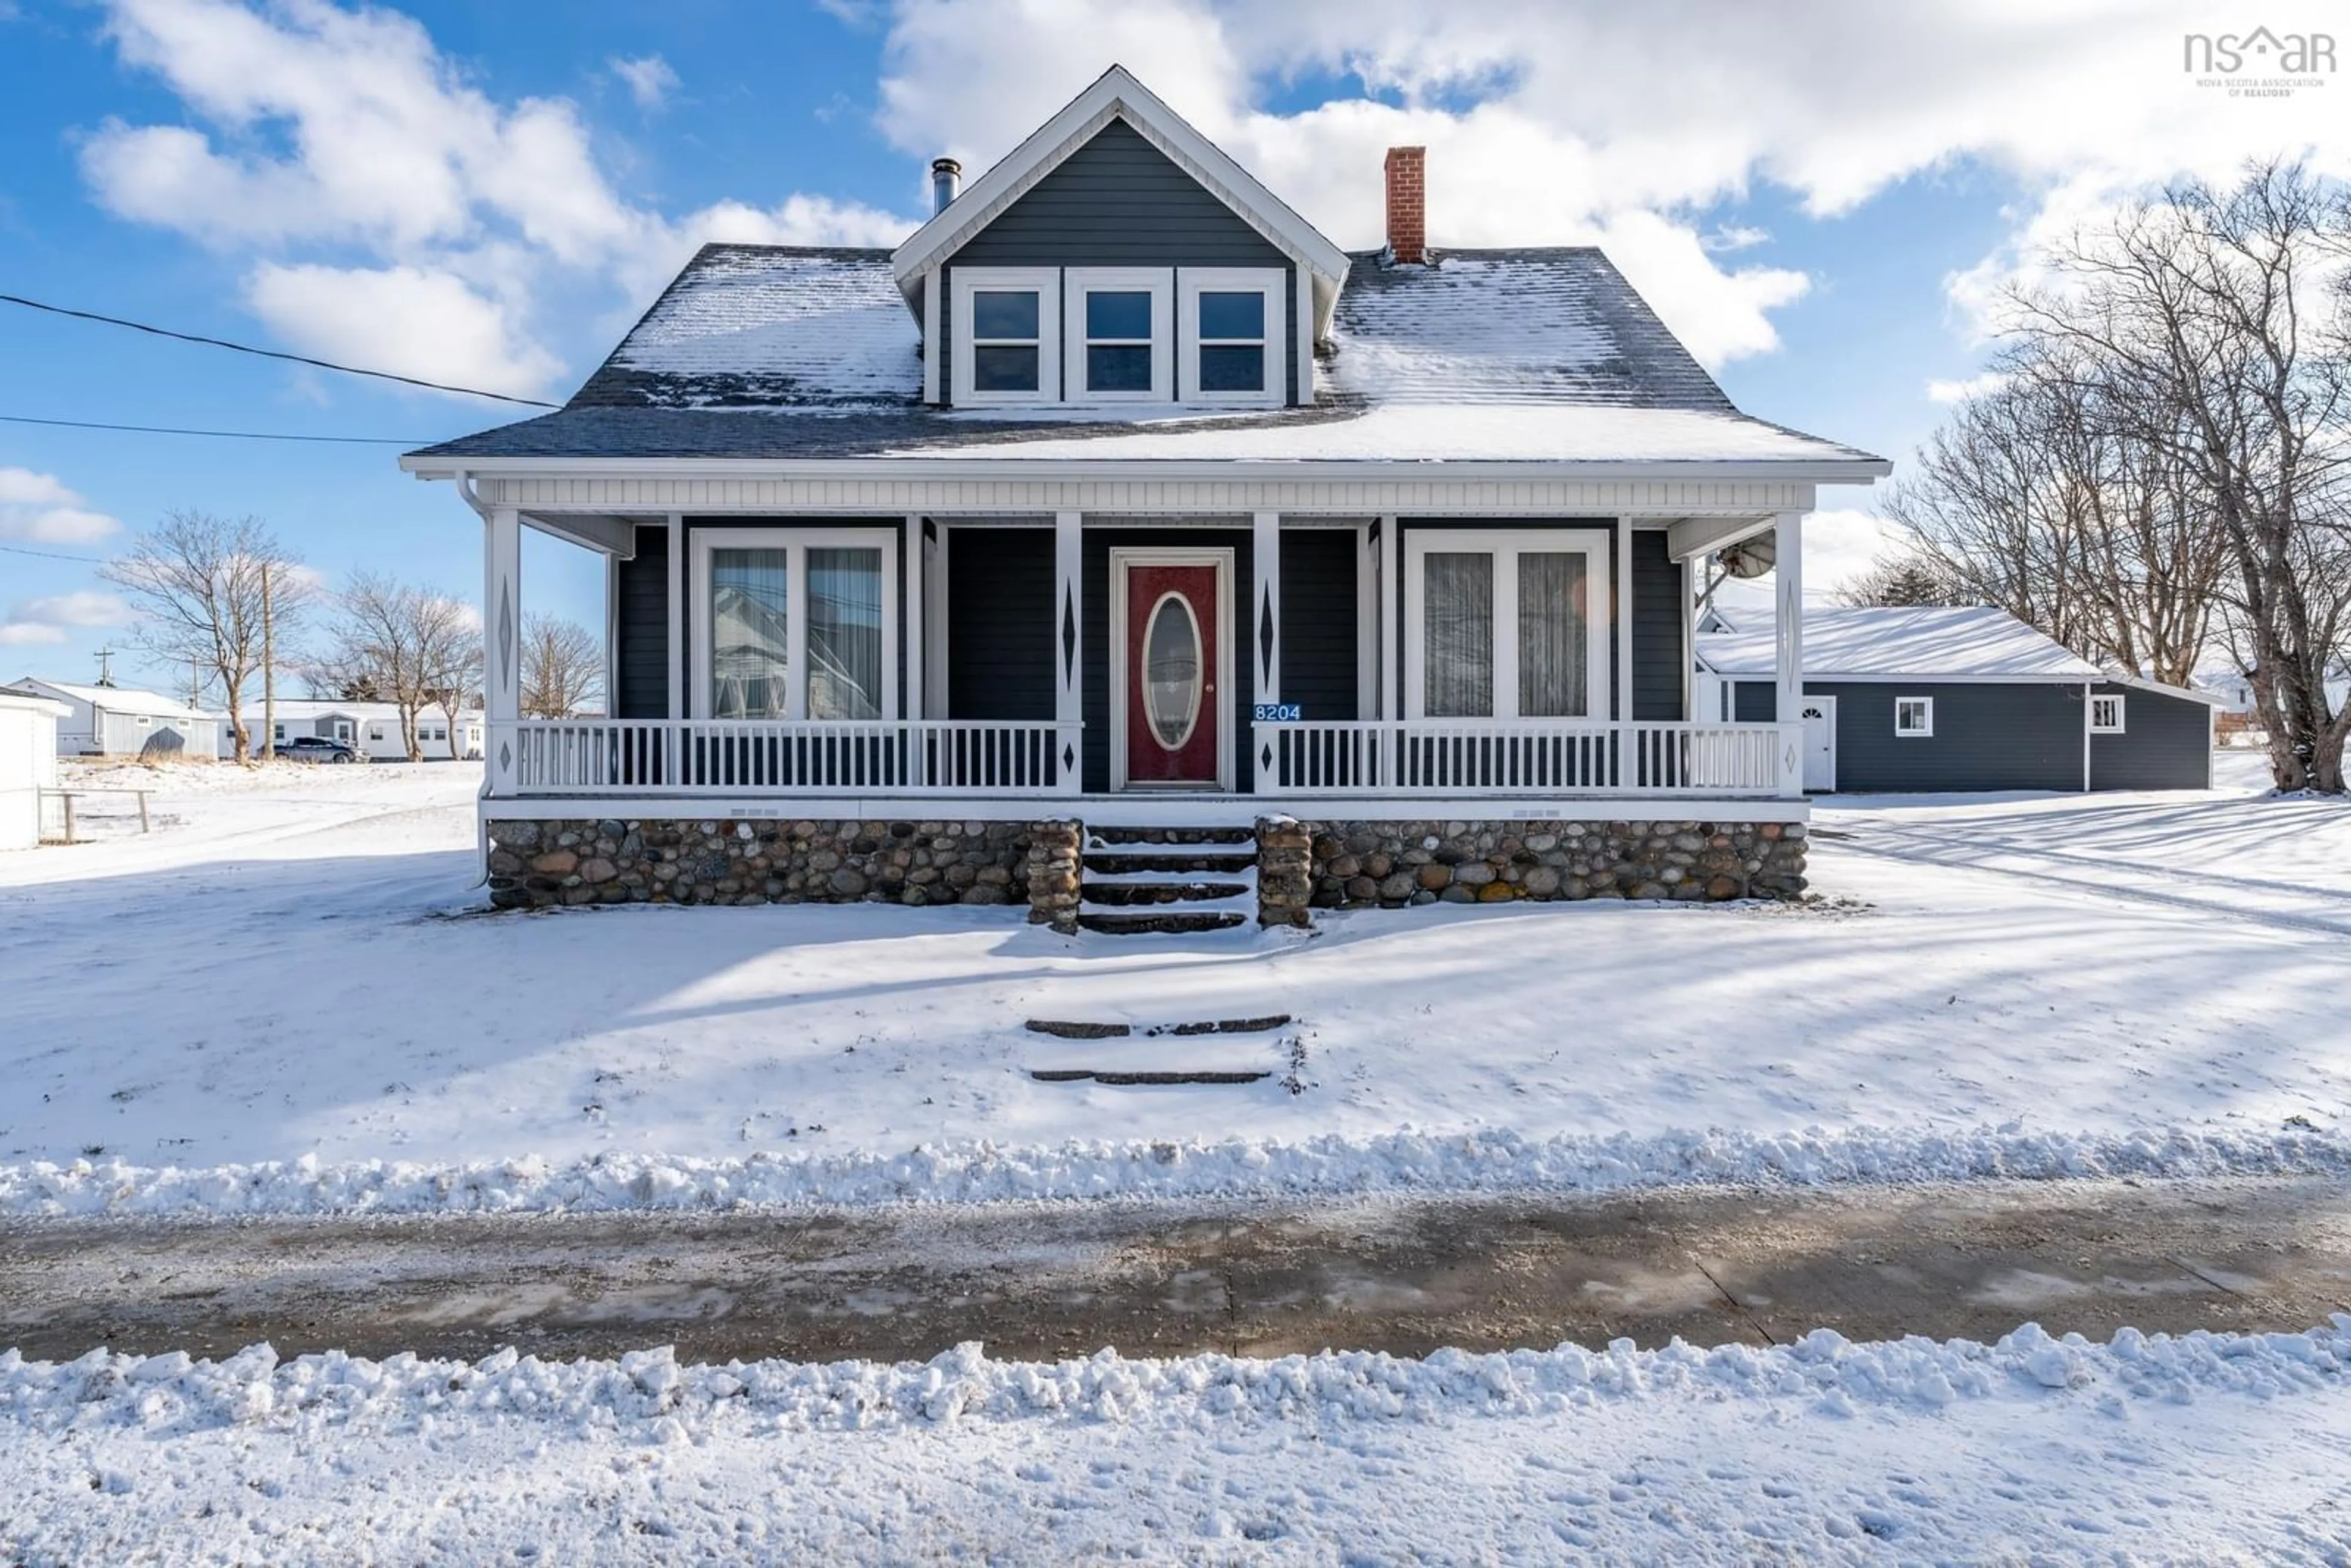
[403,66,1887,929]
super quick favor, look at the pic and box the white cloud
[247,261,564,400]
[81,0,918,401]
[0,623,69,646]
[0,590,130,647]
[1801,509,1900,595]
[0,468,122,544]
[870,0,2351,367]
[14,591,131,628]
[1926,371,2008,404]
[609,54,680,111]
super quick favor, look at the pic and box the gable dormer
[891,67,1350,411]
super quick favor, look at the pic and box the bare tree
[1886,347,2228,685]
[102,511,309,763]
[519,615,605,718]
[328,574,482,762]
[2005,162,2351,789]
[1836,551,1971,609]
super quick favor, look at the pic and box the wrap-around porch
[482,507,1811,819]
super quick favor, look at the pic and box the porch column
[1054,510,1081,788]
[1773,510,1804,795]
[903,514,924,724]
[1251,511,1281,794]
[484,504,522,797]
[1376,515,1398,786]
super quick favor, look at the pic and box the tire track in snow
[1826,823,2351,942]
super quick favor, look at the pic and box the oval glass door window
[1142,591,1203,751]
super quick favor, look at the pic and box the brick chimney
[1384,145,1426,264]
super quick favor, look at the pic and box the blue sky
[0,0,2336,694]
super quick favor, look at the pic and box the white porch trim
[481,793,1809,828]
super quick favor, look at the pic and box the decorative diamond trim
[497,579,516,690]
[1258,587,1273,681]
[1061,584,1077,684]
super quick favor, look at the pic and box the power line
[1,413,432,445]
[0,292,560,408]
[0,541,107,563]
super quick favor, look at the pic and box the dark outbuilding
[1697,606,2218,793]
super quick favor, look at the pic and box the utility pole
[261,560,277,768]
[94,646,116,688]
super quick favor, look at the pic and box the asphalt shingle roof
[413,244,1872,465]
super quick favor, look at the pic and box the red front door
[1124,561,1221,786]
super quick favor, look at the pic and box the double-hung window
[1063,269,1172,400]
[953,268,1059,404]
[692,530,899,721]
[1179,269,1284,405]
[1404,530,1611,720]
[2090,693,2126,732]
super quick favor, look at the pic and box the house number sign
[1253,703,1303,722]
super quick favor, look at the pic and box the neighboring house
[400,66,1888,925]
[1694,606,2219,793]
[10,678,222,761]
[0,689,69,850]
[222,699,486,760]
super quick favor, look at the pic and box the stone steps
[1077,822,1261,936]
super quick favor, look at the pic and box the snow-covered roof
[1695,607,2107,681]
[13,678,217,720]
[415,246,1882,470]
[572,247,917,410]
[264,699,482,722]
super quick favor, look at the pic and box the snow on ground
[5,1322,2349,1563]
[3,754,2349,1215]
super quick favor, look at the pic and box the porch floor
[479,792,1812,827]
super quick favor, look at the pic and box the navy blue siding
[1817,681,2085,792]
[942,118,1301,405]
[1083,529,1254,793]
[1628,528,1684,721]
[613,525,669,719]
[1280,529,1359,722]
[948,528,1056,721]
[1733,681,1776,723]
[2090,682,2212,789]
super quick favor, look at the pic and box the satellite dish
[1715,534,1777,579]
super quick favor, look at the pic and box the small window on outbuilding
[1894,696,1934,737]
[2090,694,2126,733]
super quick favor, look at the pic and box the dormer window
[950,264,1281,407]
[953,267,1060,405]
[1179,269,1284,405]
[1065,269,1172,401]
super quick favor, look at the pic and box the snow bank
[7,1120,2348,1218]
[6,1319,2345,1444]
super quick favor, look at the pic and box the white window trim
[1064,267,1173,403]
[1894,696,1935,737]
[952,266,1060,407]
[1401,528,1612,721]
[2090,693,2126,733]
[688,527,900,721]
[1177,267,1285,407]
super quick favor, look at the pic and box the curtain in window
[1423,552,1494,718]
[1517,552,1590,717]
[807,547,885,720]
[710,549,790,719]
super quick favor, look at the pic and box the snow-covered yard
[6,1322,2350,1562]
[1,752,2345,1214]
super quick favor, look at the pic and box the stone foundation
[484,817,1067,915]
[1258,817,1807,924]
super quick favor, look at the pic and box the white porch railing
[1252,721,1801,798]
[502,719,1082,797]
[493,718,1800,800]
